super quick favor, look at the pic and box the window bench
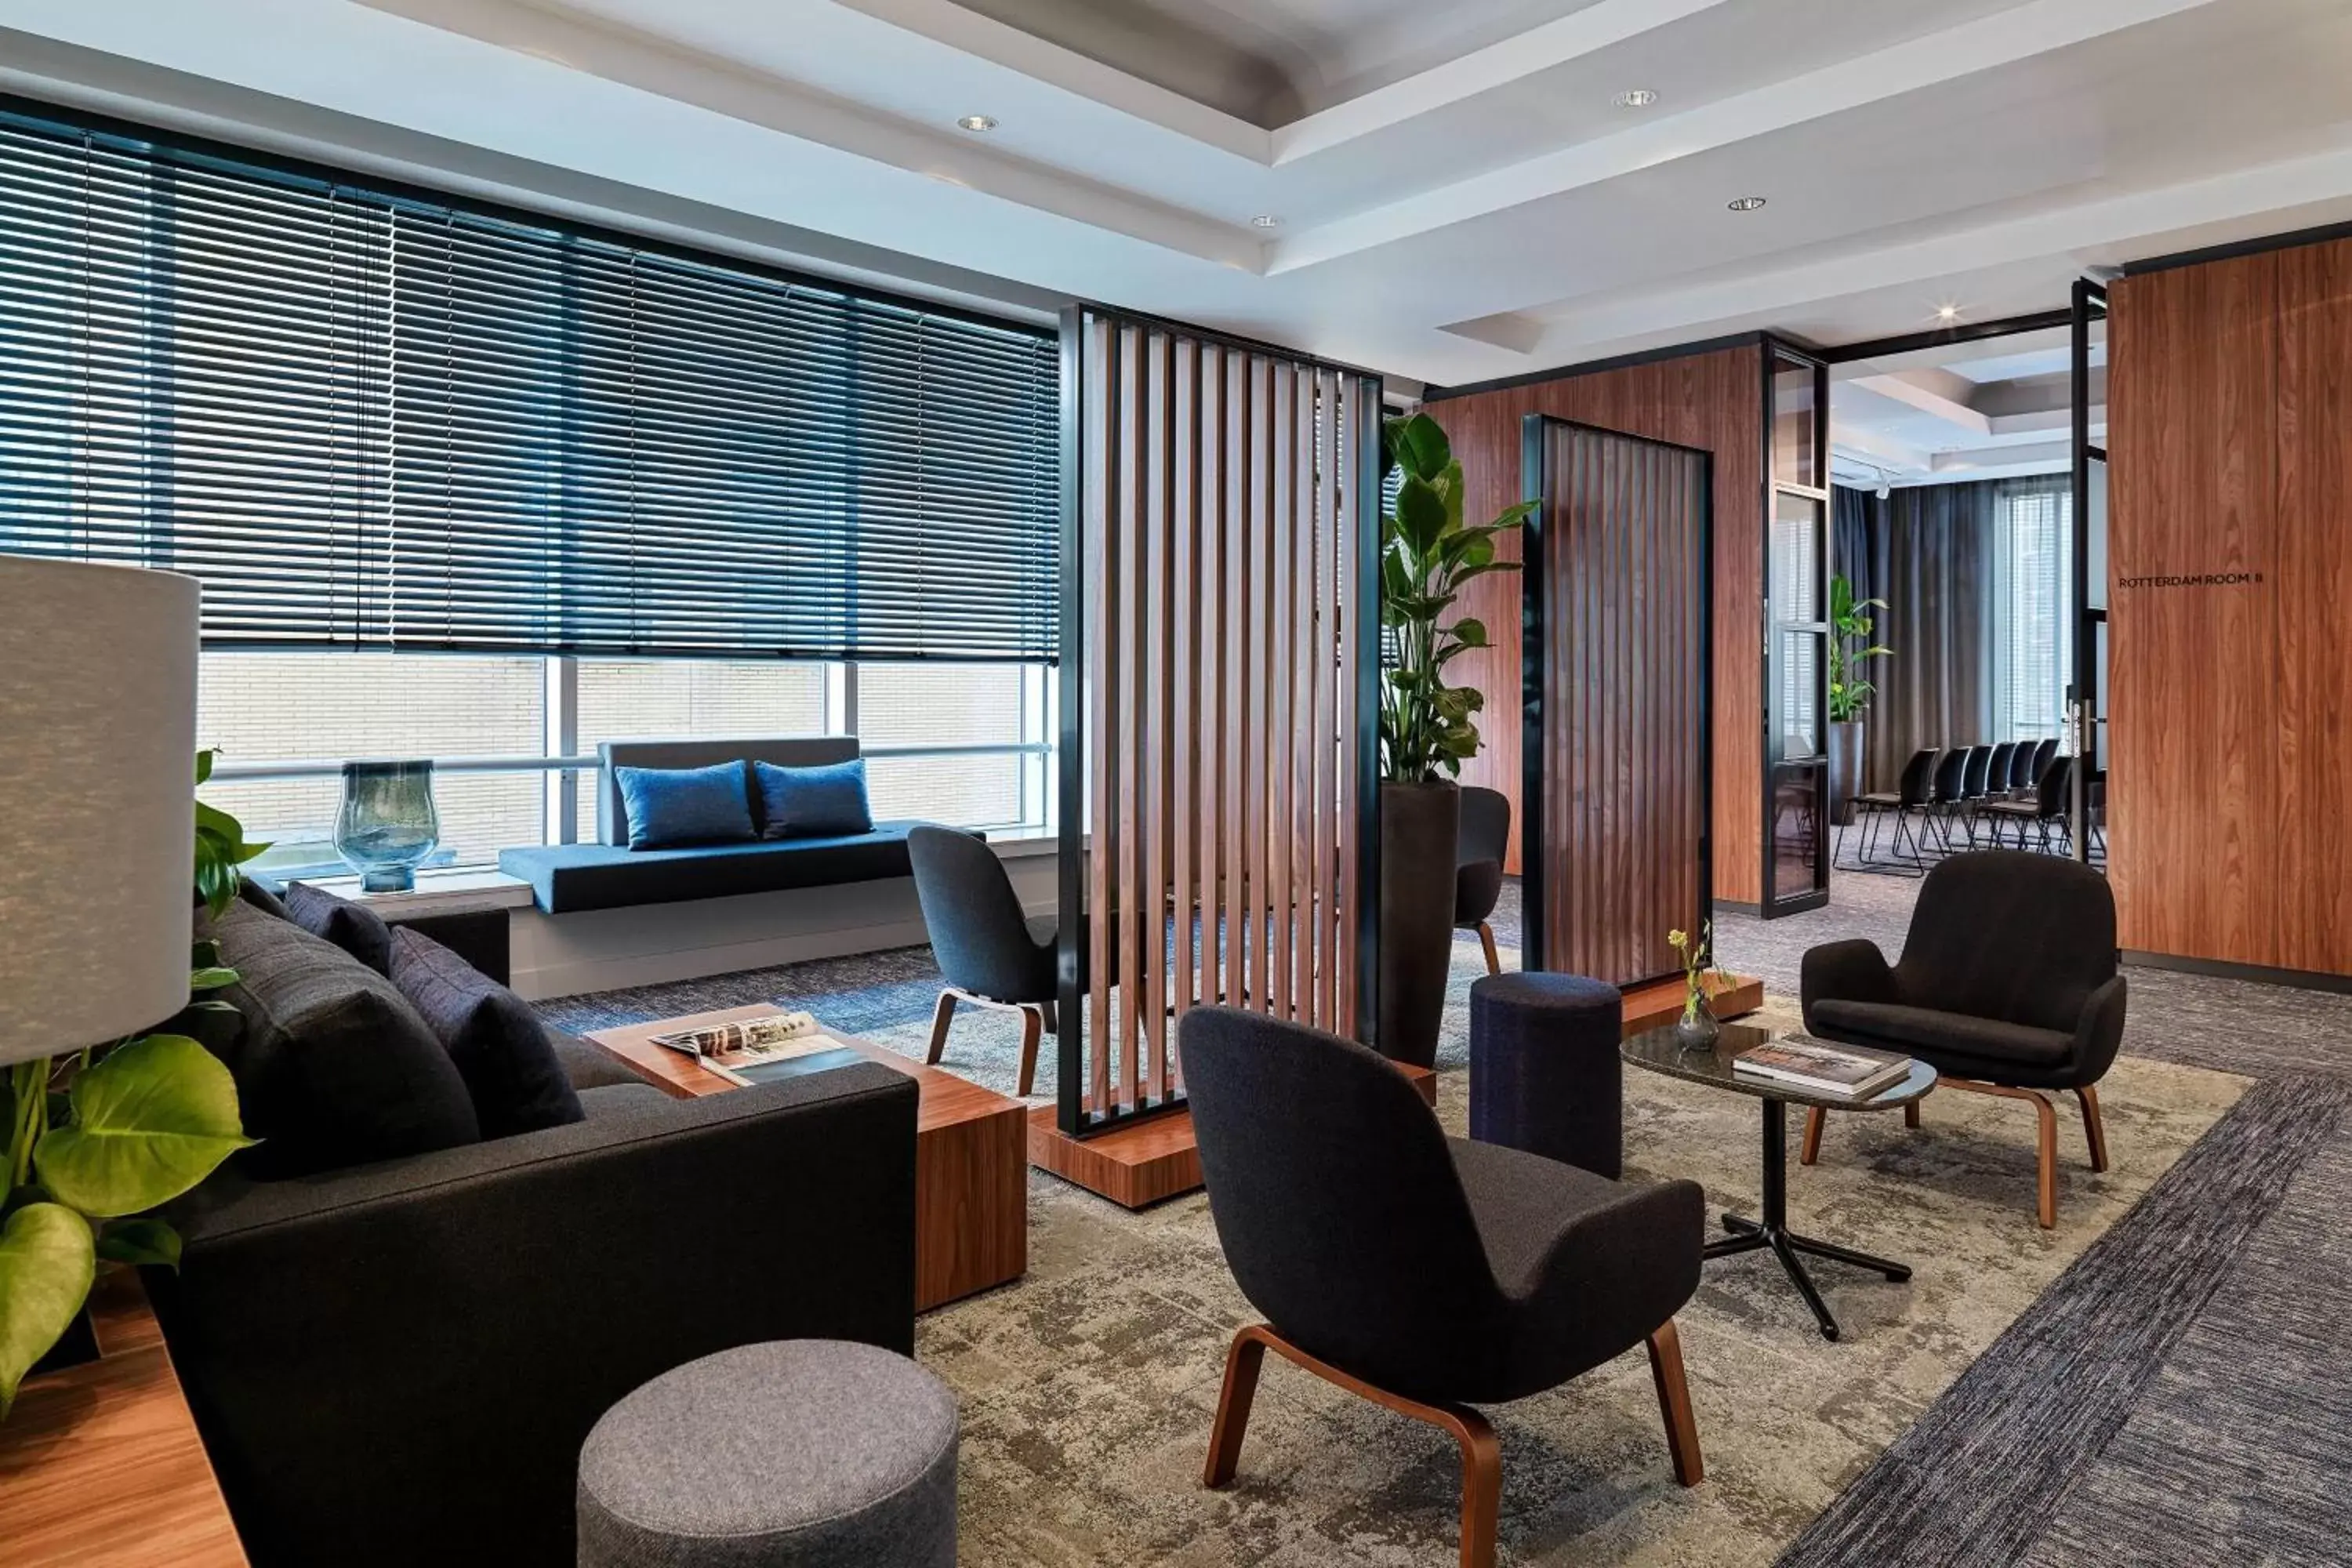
[497,822,934,916]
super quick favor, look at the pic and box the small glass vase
[335,760,440,891]
[1674,993,1720,1051]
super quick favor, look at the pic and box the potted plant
[1375,412,1531,1065]
[0,752,261,1417]
[1827,574,1892,827]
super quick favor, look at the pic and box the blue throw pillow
[615,762,756,850]
[755,758,874,839]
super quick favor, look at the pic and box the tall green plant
[1379,412,1532,782]
[0,751,263,1417]
[1828,574,1893,724]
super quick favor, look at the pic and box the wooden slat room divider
[1520,416,1713,988]
[1055,307,1382,1138]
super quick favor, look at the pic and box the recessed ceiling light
[1613,88,1659,108]
[1251,214,1281,228]
[956,114,996,132]
[1936,304,1961,322]
[1726,195,1766,212]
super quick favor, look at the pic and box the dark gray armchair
[909,823,1055,1096]
[1180,1006,1704,1568]
[1454,785,1512,975]
[1800,848,2127,1227]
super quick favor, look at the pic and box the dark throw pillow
[235,877,292,921]
[615,762,757,850]
[205,901,480,1178]
[755,757,874,839]
[283,880,396,976]
[389,927,585,1139]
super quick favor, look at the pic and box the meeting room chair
[1798,850,2125,1227]
[1977,755,2073,852]
[1181,1007,1704,1568]
[1923,746,1972,851]
[2027,735,2059,790]
[1984,741,2017,801]
[909,823,1057,1096]
[1840,747,1938,873]
[1455,786,1512,975]
[2005,739,2039,793]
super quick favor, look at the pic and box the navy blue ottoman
[1468,972,1624,1179]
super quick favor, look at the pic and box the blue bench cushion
[500,822,928,914]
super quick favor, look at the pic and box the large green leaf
[0,1203,96,1418]
[1393,474,1448,555]
[1385,412,1451,480]
[96,1216,183,1270]
[34,1036,253,1218]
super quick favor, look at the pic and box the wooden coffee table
[586,1006,1027,1312]
[1622,1020,1936,1342]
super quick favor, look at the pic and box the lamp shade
[0,554,200,1065]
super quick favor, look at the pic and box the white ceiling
[0,0,2347,392]
[1831,325,2108,488]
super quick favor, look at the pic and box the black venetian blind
[0,102,1060,662]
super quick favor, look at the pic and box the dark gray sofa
[149,897,920,1568]
[498,735,933,914]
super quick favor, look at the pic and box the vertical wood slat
[1068,310,1373,1127]
[1141,332,1170,1102]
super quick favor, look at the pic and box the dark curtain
[1831,485,1887,788]
[1857,483,1999,794]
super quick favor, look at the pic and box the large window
[1993,477,2073,743]
[4,98,1065,874]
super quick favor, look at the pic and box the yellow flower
[1667,929,1687,949]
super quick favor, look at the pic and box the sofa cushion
[756,757,874,839]
[204,901,480,1178]
[615,762,757,850]
[499,822,928,915]
[284,880,396,975]
[1809,998,2073,1067]
[388,927,584,1138]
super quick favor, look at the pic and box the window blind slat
[0,104,1059,663]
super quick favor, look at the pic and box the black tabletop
[1621,1022,1937,1112]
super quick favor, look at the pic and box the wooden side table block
[0,1272,249,1567]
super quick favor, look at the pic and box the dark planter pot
[1376,779,1462,1069]
[1828,721,1865,827]
[27,1301,100,1379]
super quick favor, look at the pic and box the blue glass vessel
[334,760,440,891]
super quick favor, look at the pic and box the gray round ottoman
[577,1341,957,1568]
[1468,971,1624,1178]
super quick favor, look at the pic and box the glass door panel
[1762,340,1831,913]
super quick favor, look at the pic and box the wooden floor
[1031,975,1763,1209]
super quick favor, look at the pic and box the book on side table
[1732,1034,1912,1099]
[645,1010,853,1085]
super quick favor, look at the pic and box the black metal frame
[2068,278,2108,865]
[1813,308,2076,365]
[1709,1099,1911,1342]
[1760,337,1833,918]
[1054,303,1384,1139]
[1519,413,1715,985]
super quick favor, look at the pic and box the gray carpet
[1778,1074,2352,1567]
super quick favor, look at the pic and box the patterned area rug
[543,935,2247,1566]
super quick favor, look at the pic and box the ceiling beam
[1850,371,1992,437]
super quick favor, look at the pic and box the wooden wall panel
[1525,421,1711,987]
[1063,310,1377,1133]
[2109,237,2352,979]
[1426,344,1763,903]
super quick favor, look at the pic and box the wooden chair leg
[1799,1106,1826,1165]
[1015,1004,1044,1098]
[2034,1091,2059,1229]
[1904,1101,1921,1130]
[925,989,956,1065]
[1202,1328,1267,1488]
[1477,920,1501,977]
[1205,1324,1502,1568]
[1645,1319,1704,1486]
[2078,1083,2110,1173]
